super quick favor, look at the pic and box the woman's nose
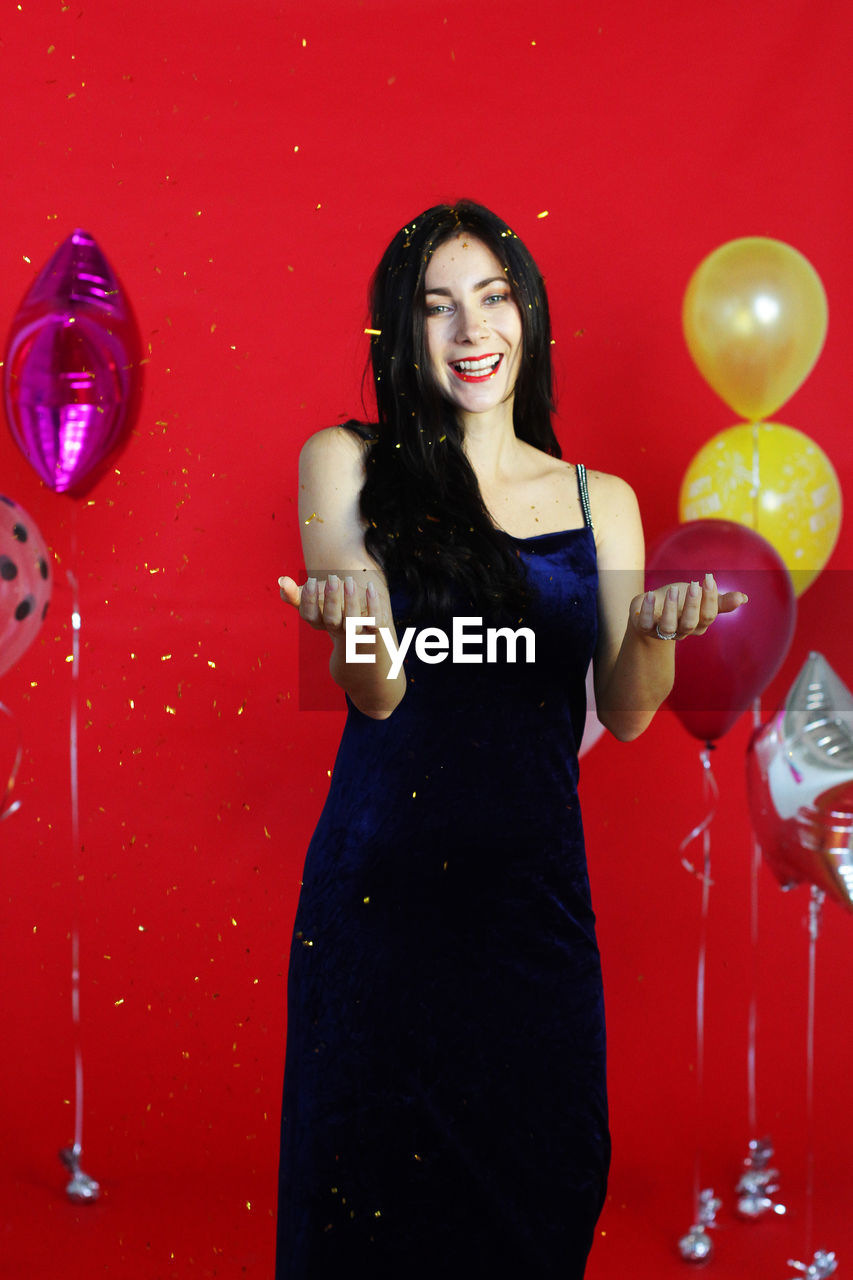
[454,303,488,342]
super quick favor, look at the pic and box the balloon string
[679,743,719,881]
[747,695,763,1136]
[59,512,99,1203]
[67,518,85,1161]
[805,885,824,1260]
[0,701,24,821]
[680,745,717,1219]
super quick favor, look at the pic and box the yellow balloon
[679,422,842,595]
[683,238,828,421]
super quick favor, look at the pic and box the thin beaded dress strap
[575,462,594,531]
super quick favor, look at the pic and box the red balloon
[746,652,853,913]
[0,495,52,679]
[646,520,796,741]
[3,229,142,496]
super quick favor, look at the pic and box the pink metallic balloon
[747,652,853,913]
[3,229,142,495]
[0,495,51,679]
[646,520,796,741]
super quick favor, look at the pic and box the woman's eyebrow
[424,277,508,296]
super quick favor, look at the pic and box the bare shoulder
[584,469,644,565]
[299,424,369,476]
[584,468,638,511]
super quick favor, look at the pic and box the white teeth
[453,355,501,373]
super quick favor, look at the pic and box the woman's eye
[426,303,451,316]
[485,293,509,305]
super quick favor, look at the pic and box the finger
[341,575,360,621]
[300,577,321,625]
[677,580,703,633]
[717,589,749,613]
[320,574,344,630]
[693,572,719,632]
[658,584,679,635]
[365,580,381,624]
[631,590,656,635]
[278,575,301,607]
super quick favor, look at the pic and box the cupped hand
[278,573,388,639]
[630,573,748,640]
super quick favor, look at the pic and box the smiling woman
[276,200,746,1279]
[423,238,522,413]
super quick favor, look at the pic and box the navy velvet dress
[276,502,610,1278]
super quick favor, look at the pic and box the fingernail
[306,577,317,592]
[328,574,339,590]
[366,580,377,598]
[668,585,678,600]
[277,576,286,587]
[344,575,355,594]
[704,572,715,589]
[689,580,700,597]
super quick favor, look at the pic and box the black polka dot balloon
[0,495,52,679]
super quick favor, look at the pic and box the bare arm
[278,427,406,719]
[590,473,747,741]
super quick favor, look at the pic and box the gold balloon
[679,422,842,595]
[683,237,828,421]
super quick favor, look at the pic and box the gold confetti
[364,328,381,335]
[537,210,549,218]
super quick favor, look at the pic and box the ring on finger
[655,624,678,640]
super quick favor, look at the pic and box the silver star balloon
[747,652,853,912]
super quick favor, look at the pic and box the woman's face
[423,234,522,422]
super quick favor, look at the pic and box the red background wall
[1,2,850,1276]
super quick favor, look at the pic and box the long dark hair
[350,200,559,622]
